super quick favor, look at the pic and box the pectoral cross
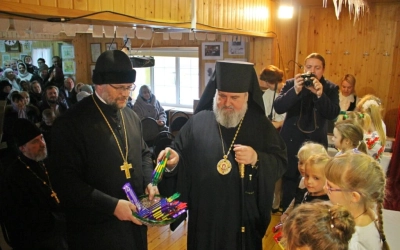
[121,161,132,179]
[51,190,60,204]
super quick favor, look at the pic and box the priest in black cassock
[0,118,67,249]
[159,61,288,250]
[51,50,157,250]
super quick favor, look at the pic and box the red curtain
[384,105,400,211]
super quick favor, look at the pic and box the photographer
[274,52,339,211]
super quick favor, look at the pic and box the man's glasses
[109,84,136,92]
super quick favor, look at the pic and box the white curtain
[31,48,52,67]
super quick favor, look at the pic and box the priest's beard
[102,91,127,110]
[213,95,247,128]
[25,148,48,162]
[35,149,48,161]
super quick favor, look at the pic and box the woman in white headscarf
[2,68,21,91]
[17,62,34,82]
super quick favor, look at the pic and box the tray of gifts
[131,193,187,227]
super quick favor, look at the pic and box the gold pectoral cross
[51,190,60,204]
[121,161,132,179]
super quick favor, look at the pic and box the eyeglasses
[325,187,350,194]
[109,84,136,92]
[324,183,361,196]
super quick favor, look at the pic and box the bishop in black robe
[160,61,287,250]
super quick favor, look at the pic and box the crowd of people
[0,50,392,250]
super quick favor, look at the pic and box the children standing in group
[332,120,368,155]
[324,152,390,250]
[282,203,356,250]
[281,142,330,222]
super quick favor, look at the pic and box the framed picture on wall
[90,43,101,63]
[228,36,245,55]
[5,40,21,52]
[63,60,75,74]
[61,45,75,59]
[2,54,11,63]
[20,41,32,52]
[105,43,118,51]
[202,42,223,60]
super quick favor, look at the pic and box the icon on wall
[5,40,21,52]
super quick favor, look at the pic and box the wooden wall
[1,0,273,36]
[274,2,400,137]
[195,0,272,35]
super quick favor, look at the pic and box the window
[131,48,199,108]
[31,48,52,66]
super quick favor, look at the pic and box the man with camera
[274,52,339,211]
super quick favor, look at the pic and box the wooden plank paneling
[112,0,125,15]
[57,0,72,9]
[73,0,87,11]
[39,0,56,7]
[154,0,163,20]
[21,0,39,5]
[87,0,101,11]
[161,0,170,19]
[250,36,274,76]
[170,0,179,21]
[145,0,155,19]
[100,0,113,11]
[197,0,203,25]
[178,0,186,22]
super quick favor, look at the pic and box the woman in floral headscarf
[356,94,386,161]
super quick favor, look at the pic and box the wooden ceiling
[295,0,398,6]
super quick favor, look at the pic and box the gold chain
[18,157,60,204]
[218,117,244,160]
[92,94,129,163]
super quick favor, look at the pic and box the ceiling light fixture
[278,5,294,19]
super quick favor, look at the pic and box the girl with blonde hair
[281,142,328,222]
[332,120,367,155]
[340,111,371,132]
[325,152,390,250]
[356,94,386,161]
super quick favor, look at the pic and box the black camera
[300,72,316,87]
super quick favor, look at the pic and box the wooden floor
[0,214,282,250]
[147,213,283,250]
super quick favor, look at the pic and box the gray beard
[213,95,247,128]
[28,148,47,162]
